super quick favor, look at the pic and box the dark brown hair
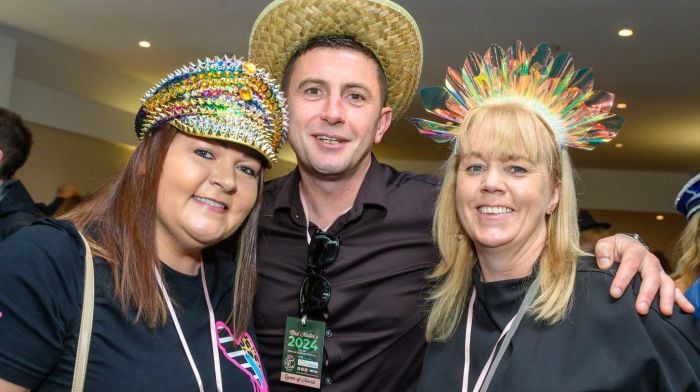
[65,125,261,336]
[0,107,33,180]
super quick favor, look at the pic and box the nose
[210,163,237,193]
[481,167,505,193]
[320,95,344,125]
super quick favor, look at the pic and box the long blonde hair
[672,213,700,292]
[426,102,581,341]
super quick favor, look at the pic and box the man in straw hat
[248,0,687,390]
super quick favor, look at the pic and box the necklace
[154,263,223,392]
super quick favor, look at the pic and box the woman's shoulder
[572,255,700,343]
[1,217,82,249]
[574,255,645,308]
[575,255,614,275]
[0,218,86,280]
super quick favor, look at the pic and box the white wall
[0,33,17,107]
[576,168,691,213]
[10,77,137,146]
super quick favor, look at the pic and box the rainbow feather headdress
[408,41,623,150]
[135,55,287,166]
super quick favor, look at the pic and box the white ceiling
[0,0,698,174]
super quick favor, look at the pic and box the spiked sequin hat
[135,55,288,166]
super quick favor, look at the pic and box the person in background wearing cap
[0,56,285,391]
[673,174,700,318]
[0,107,43,242]
[578,209,612,254]
[248,0,688,390]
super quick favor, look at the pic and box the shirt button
[325,329,333,338]
[324,377,332,385]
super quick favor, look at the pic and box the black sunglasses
[298,229,340,319]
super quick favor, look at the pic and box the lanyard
[299,190,314,244]
[298,187,351,243]
[462,275,540,392]
[155,263,223,392]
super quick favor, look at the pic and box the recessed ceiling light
[614,143,624,148]
[616,103,627,109]
[655,215,664,221]
[618,29,634,37]
[138,40,151,48]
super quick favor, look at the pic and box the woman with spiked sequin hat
[672,174,700,318]
[411,41,700,391]
[0,56,285,391]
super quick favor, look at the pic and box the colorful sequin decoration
[135,55,287,165]
[408,41,623,150]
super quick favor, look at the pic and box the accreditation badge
[281,316,325,389]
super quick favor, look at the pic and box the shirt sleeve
[0,221,84,388]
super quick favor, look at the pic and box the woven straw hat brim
[249,0,423,119]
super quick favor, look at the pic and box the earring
[455,232,464,241]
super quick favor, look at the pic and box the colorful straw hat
[249,0,423,119]
[135,55,288,166]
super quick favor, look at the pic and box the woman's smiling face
[155,132,262,258]
[456,143,559,254]
[453,104,561,257]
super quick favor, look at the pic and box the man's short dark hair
[281,35,388,106]
[0,108,33,180]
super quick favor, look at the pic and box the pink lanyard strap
[155,264,223,392]
[462,275,540,392]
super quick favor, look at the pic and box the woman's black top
[418,257,700,391]
[0,219,266,391]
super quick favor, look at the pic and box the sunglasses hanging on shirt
[299,229,340,324]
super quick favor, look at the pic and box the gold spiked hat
[135,55,288,166]
[249,0,423,119]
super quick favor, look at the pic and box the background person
[0,56,286,391]
[412,41,700,391]
[36,182,83,216]
[248,1,687,390]
[673,174,700,317]
[0,107,43,241]
[578,209,611,253]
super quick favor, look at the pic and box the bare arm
[594,233,694,316]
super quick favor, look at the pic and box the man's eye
[347,93,365,102]
[305,87,321,96]
[195,149,214,159]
